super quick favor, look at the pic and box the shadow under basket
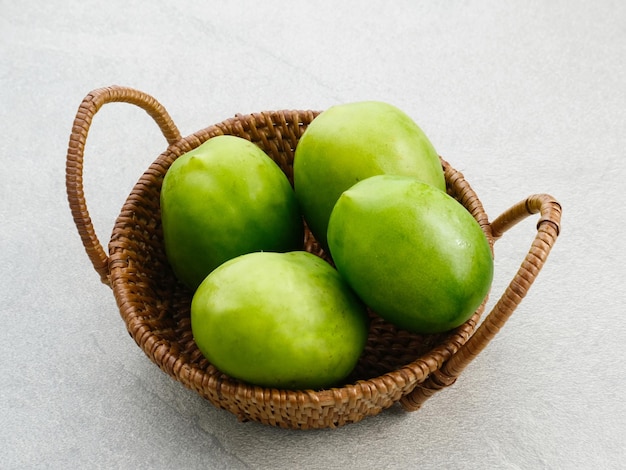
[66,86,562,430]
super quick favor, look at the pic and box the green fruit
[191,251,369,390]
[327,175,493,334]
[294,101,445,249]
[161,135,303,290]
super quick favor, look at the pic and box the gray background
[2,1,624,468]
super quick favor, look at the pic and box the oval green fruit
[191,251,369,390]
[161,135,303,290]
[327,175,493,334]
[294,101,445,249]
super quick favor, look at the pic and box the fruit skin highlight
[294,100,445,250]
[327,175,494,334]
[160,135,303,290]
[190,251,370,390]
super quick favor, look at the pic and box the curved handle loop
[65,86,182,286]
[401,193,562,410]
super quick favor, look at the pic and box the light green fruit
[191,251,369,390]
[294,101,445,249]
[327,175,493,334]
[161,135,303,290]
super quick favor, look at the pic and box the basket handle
[65,86,182,286]
[401,193,562,410]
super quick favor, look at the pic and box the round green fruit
[327,175,493,334]
[191,251,369,390]
[160,135,303,290]
[293,101,445,249]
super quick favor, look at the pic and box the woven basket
[66,86,561,429]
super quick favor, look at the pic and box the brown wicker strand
[65,86,182,285]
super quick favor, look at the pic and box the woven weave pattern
[66,86,561,429]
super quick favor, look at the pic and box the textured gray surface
[1,1,625,468]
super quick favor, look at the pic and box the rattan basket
[66,86,561,429]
